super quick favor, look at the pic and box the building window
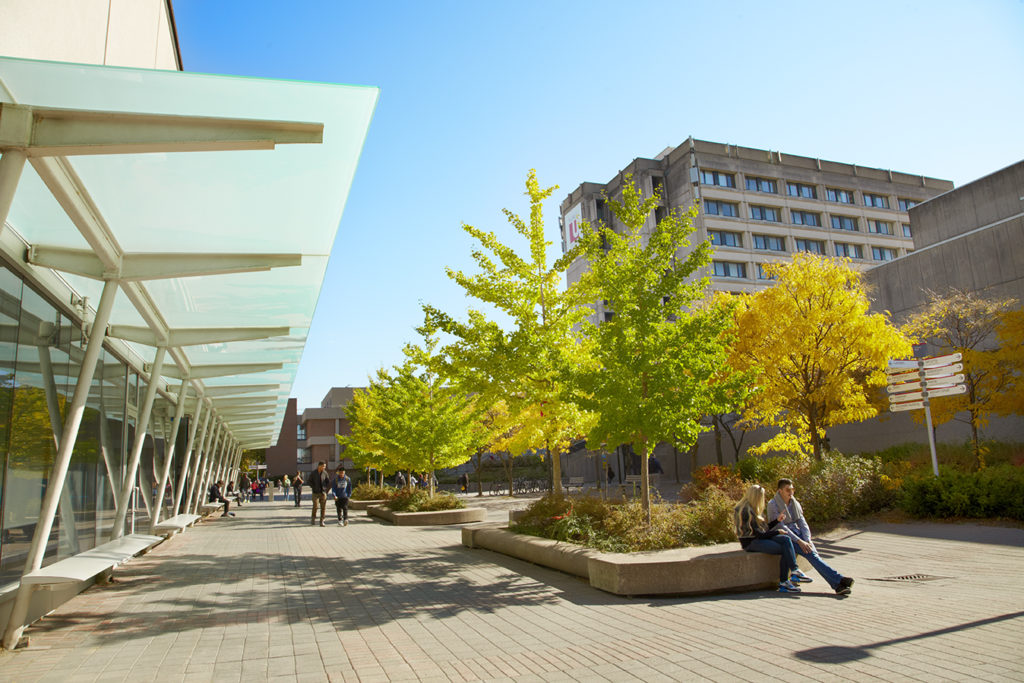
[700,170,736,188]
[826,187,856,204]
[297,448,312,464]
[868,219,894,235]
[902,223,912,237]
[791,210,821,227]
[595,199,607,223]
[756,263,778,280]
[864,192,890,209]
[750,205,782,222]
[753,234,787,251]
[834,242,863,259]
[655,206,667,224]
[745,176,777,194]
[296,424,307,441]
[786,182,818,199]
[872,246,896,261]
[709,230,742,247]
[651,175,664,199]
[712,261,747,278]
[830,215,859,231]
[603,311,615,322]
[704,200,739,217]
[794,238,824,255]
[898,198,919,211]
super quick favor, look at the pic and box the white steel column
[149,378,188,533]
[2,279,118,650]
[36,342,82,555]
[190,420,220,514]
[111,346,166,540]
[172,395,205,516]
[0,149,27,232]
[184,409,214,515]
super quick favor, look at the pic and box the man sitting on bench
[209,480,236,517]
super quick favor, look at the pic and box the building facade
[266,388,361,478]
[560,138,953,321]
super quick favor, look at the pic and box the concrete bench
[564,476,585,493]
[199,502,224,516]
[463,524,809,597]
[153,513,201,536]
[21,533,163,589]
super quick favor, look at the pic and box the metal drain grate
[869,574,950,582]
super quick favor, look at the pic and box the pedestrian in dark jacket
[332,467,352,526]
[292,472,303,507]
[309,462,331,526]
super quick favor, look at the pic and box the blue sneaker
[778,580,802,593]
[790,570,813,583]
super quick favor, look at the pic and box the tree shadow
[26,536,624,647]
[862,522,1024,547]
[793,611,1024,663]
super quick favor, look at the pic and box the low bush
[511,489,735,553]
[351,483,395,501]
[681,464,746,502]
[386,488,465,512]
[899,464,1024,520]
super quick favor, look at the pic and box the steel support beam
[149,378,189,534]
[111,347,166,540]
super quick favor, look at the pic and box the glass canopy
[0,56,378,446]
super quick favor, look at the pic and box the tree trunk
[429,468,436,497]
[713,419,723,466]
[504,453,515,498]
[808,408,822,460]
[549,440,563,498]
[971,408,984,470]
[689,441,699,478]
[639,440,652,526]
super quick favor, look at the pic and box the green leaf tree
[730,253,913,459]
[425,170,595,495]
[574,176,750,522]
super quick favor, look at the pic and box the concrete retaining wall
[367,506,487,526]
[463,523,809,596]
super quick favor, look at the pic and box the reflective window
[786,182,818,199]
[835,243,863,258]
[826,187,856,204]
[750,205,782,222]
[872,246,897,261]
[830,215,859,231]
[868,220,894,235]
[704,200,739,217]
[795,239,825,254]
[898,198,919,211]
[864,192,890,208]
[712,261,747,278]
[709,230,742,247]
[753,234,786,251]
[745,177,777,194]
[700,170,736,188]
[791,210,821,227]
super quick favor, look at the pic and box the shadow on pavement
[793,610,1024,663]
[859,522,1024,547]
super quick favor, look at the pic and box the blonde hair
[733,484,766,537]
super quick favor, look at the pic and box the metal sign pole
[924,401,939,477]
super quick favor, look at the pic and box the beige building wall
[0,0,181,70]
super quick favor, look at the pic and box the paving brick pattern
[1,498,1022,682]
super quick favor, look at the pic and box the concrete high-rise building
[560,138,953,321]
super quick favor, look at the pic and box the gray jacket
[766,493,811,540]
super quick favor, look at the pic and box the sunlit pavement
[1,495,1022,682]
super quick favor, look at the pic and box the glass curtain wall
[0,264,128,585]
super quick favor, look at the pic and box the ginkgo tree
[425,170,595,494]
[904,290,1020,468]
[574,176,750,522]
[730,254,912,459]
[343,322,481,495]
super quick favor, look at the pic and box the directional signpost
[886,352,965,476]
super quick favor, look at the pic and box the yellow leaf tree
[731,254,913,459]
[904,290,1020,468]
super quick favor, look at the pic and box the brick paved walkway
[1,497,1022,682]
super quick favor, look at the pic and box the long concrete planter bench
[462,523,809,597]
[368,505,487,526]
[350,499,388,511]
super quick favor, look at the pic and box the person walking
[283,474,290,499]
[239,473,251,503]
[766,478,854,596]
[332,466,352,526]
[309,461,331,526]
[292,471,303,507]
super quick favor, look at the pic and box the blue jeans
[787,525,843,589]
[745,535,799,583]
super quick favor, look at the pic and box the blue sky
[172,0,1024,411]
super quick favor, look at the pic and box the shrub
[511,490,735,553]
[681,464,746,501]
[793,452,895,522]
[387,488,465,512]
[899,464,1024,520]
[351,483,395,501]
